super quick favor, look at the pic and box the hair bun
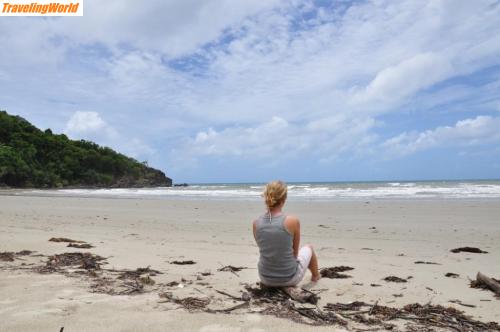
[263,180,287,208]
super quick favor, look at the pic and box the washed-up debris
[49,237,85,243]
[243,284,344,326]
[451,247,488,254]
[449,299,476,308]
[67,243,94,249]
[320,266,354,279]
[116,266,162,279]
[170,260,196,265]
[17,250,34,255]
[41,252,106,272]
[414,261,440,265]
[324,301,365,311]
[159,292,210,311]
[383,276,407,283]
[470,272,500,297]
[445,272,459,278]
[215,289,243,301]
[0,250,35,262]
[0,252,15,262]
[166,281,180,287]
[323,301,500,331]
[217,265,247,276]
[370,283,381,287]
[318,224,329,228]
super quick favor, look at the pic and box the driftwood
[49,237,85,243]
[472,272,500,295]
[217,265,247,276]
[217,265,247,272]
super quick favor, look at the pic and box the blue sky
[1,0,500,183]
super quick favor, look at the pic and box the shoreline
[1,195,499,331]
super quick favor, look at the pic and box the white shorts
[260,246,313,287]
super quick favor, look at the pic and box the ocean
[17,180,500,201]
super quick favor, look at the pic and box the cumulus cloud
[383,115,500,156]
[65,111,107,134]
[180,115,377,164]
[64,111,119,142]
[64,111,154,161]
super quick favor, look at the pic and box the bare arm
[252,220,257,243]
[284,216,300,258]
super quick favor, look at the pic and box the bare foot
[311,274,321,282]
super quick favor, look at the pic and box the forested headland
[0,110,172,188]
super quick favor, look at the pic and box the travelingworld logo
[1,0,82,16]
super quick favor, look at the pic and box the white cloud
[354,53,454,104]
[179,115,377,164]
[64,111,154,162]
[383,115,500,156]
[65,111,107,134]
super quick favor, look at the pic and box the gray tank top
[255,213,298,283]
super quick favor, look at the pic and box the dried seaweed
[49,237,85,243]
[41,252,105,272]
[116,267,162,280]
[445,272,459,278]
[323,301,500,331]
[244,284,345,326]
[320,266,354,279]
[450,247,488,254]
[159,292,210,311]
[383,276,407,283]
[0,252,15,262]
[0,250,34,261]
[67,243,94,249]
[414,261,440,265]
[170,260,196,265]
[17,250,34,256]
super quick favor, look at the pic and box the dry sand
[1,194,499,331]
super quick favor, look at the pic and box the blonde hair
[263,180,287,209]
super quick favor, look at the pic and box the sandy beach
[1,194,499,331]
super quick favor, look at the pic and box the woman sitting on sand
[253,180,320,286]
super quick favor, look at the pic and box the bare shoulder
[285,215,300,223]
[284,215,300,227]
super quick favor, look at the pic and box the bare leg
[306,244,320,282]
